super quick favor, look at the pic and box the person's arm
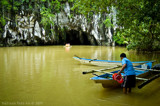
[118,64,126,75]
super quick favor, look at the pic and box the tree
[114,0,160,51]
[72,0,160,51]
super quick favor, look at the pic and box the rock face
[2,13,49,46]
[1,2,116,46]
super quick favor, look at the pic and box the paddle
[82,65,121,74]
[138,73,160,89]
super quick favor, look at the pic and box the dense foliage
[72,0,160,51]
[115,0,160,51]
[0,0,160,51]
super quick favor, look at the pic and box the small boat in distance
[64,43,72,52]
[73,56,155,67]
[65,43,71,47]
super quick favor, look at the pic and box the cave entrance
[65,29,95,45]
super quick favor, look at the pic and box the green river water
[0,46,160,106]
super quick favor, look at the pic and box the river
[0,46,160,106]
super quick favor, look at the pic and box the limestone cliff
[1,2,116,46]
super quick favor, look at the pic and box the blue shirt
[122,57,135,76]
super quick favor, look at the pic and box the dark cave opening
[65,29,96,45]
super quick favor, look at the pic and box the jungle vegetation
[0,0,160,51]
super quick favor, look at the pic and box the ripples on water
[0,46,160,106]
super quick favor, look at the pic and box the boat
[65,43,71,47]
[90,62,155,88]
[73,56,155,67]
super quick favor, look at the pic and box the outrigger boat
[74,56,155,67]
[83,61,160,88]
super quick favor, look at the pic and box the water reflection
[0,46,160,106]
[65,46,71,52]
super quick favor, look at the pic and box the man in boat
[118,53,136,94]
